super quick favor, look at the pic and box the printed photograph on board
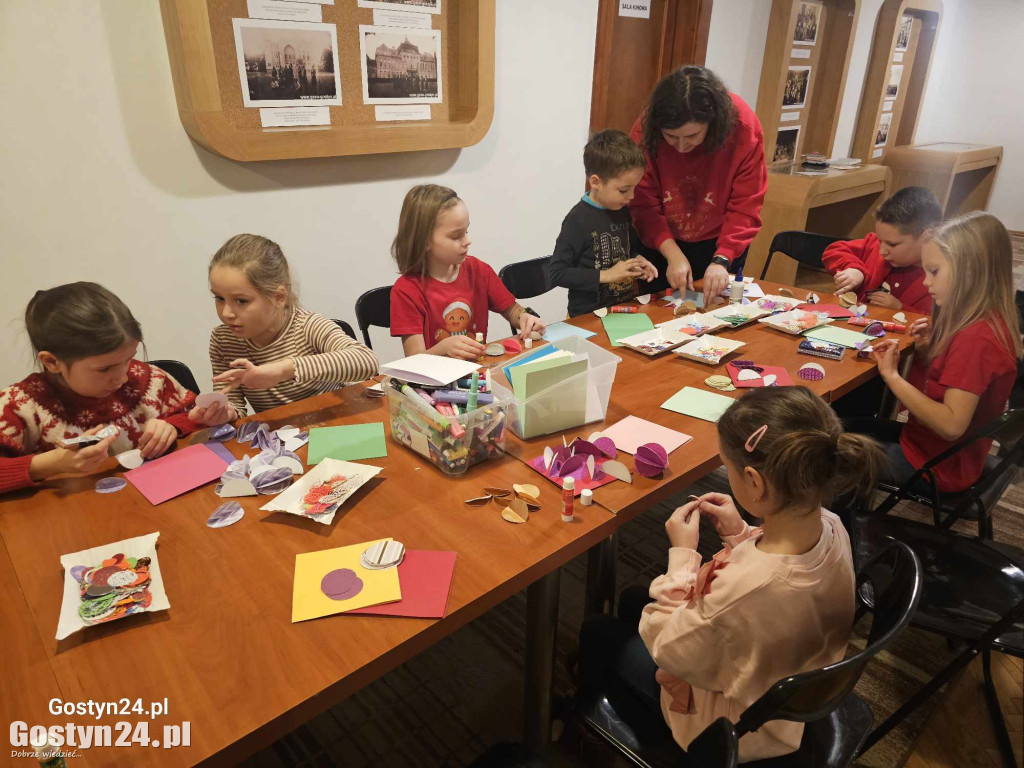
[359,25,442,104]
[232,18,342,108]
[774,126,800,164]
[782,66,811,109]
[895,14,913,52]
[793,2,822,46]
[358,0,441,12]
[875,112,893,147]
[886,64,904,99]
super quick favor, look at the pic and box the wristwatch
[710,255,730,269]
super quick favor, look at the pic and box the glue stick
[729,267,744,305]
[561,477,575,522]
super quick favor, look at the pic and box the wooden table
[0,280,920,766]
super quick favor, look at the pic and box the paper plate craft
[57,532,169,640]
[797,362,826,381]
[707,303,769,328]
[726,362,795,389]
[262,458,382,525]
[757,295,803,313]
[892,312,907,324]
[705,375,736,391]
[838,291,858,308]
[207,501,245,528]
[485,343,505,357]
[195,392,228,410]
[634,443,668,478]
[758,309,832,335]
[360,540,406,570]
[501,498,530,524]
[796,302,854,319]
[658,312,728,337]
[674,335,745,365]
[95,477,127,494]
[292,538,401,622]
[618,327,692,356]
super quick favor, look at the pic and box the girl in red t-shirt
[855,212,1022,493]
[390,184,545,361]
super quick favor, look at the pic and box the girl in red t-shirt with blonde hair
[854,211,1022,492]
[389,184,545,361]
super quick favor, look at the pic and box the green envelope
[661,387,736,423]
[307,423,388,464]
[803,325,874,349]
[601,313,655,346]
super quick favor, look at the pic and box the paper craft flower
[302,474,354,517]
[75,553,153,626]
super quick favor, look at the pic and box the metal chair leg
[981,650,1018,768]
[524,569,561,755]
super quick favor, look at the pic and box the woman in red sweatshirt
[629,66,768,306]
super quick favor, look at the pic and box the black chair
[1012,290,1024,409]
[331,318,357,341]
[758,231,842,280]
[500,256,553,335]
[852,512,1024,767]
[150,359,200,394]
[354,286,392,349]
[576,540,921,768]
[872,409,1024,539]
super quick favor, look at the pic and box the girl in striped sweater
[206,234,379,415]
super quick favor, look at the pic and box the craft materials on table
[757,309,832,335]
[464,483,542,524]
[347,550,457,619]
[725,360,795,388]
[662,290,706,309]
[756,294,803,313]
[527,434,631,495]
[601,312,655,346]
[542,322,597,342]
[261,458,382,525]
[798,339,846,361]
[95,477,127,494]
[380,354,481,387]
[634,443,669,477]
[798,362,826,381]
[657,312,728,336]
[600,415,691,455]
[707,303,770,328]
[292,538,402,622]
[386,377,507,475]
[616,326,692,356]
[499,348,591,438]
[848,317,906,333]
[796,302,853,319]
[57,532,169,640]
[124,443,231,505]
[561,477,575,522]
[207,501,245,528]
[705,375,736,392]
[661,386,736,423]
[308,423,388,464]
[803,325,875,349]
[673,335,745,365]
[57,424,118,450]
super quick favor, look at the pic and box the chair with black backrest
[331,319,357,340]
[852,509,1024,767]
[354,286,392,349]
[758,231,843,281]
[1012,289,1024,409]
[499,256,552,335]
[150,360,200,394]
[576,540,922,768]
[871,409,1024,540]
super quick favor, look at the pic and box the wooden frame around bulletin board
[159,0,495,161]
[850,0,942,164]
[756,0,861,166]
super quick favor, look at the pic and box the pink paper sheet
[124,443,230,505]
[599,416,692,455]
[348,550,457,618]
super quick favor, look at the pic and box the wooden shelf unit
[884,142,1003,217]
[160,0,495,161]
[850,0,942,164]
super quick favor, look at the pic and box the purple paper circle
[320,568,364,601]
[207,501,245,528]
[70,565,88,582]
[95,477,127,494]
[593,437,617,459]
[209,423,236,441]
[797,367,825,381]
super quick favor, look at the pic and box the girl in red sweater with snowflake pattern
[0,283,225,494]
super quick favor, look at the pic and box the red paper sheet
[348,550,457,618]
[124,444,229,505]
[796,303,853,319]
[726,363,795,388]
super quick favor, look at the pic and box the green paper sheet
[802,325,874,349]
[509,351,573,399]
[601,313,655,346]
[307,423,387,464]
[661,387,736,423]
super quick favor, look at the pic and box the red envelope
[797,303,853,318]
[726,363,795,388]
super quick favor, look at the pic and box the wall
[0,0,596,386]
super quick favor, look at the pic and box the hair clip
[745,424,768,453]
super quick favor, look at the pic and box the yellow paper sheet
[292,538,402,622]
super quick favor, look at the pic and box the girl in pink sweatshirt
[578,386,883,762]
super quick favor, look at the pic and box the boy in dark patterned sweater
[547,130,658,317]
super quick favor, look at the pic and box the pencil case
[798,339,845,361]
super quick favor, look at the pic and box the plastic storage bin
[385,378,508,476]
[489,336,621,439]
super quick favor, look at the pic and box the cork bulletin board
[160,0,495,161]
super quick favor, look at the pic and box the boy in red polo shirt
[823,186,942,313]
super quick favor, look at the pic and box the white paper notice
[780,112,800,122]
[372,9,432,28]
[882,99,894,112]
[260,107,331,127]
[375,105,431,121]
[619,0,651,18]
[791,48,811,59]
[247,0,322,22]
[873,148,884,158]
[894,51,904,62]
